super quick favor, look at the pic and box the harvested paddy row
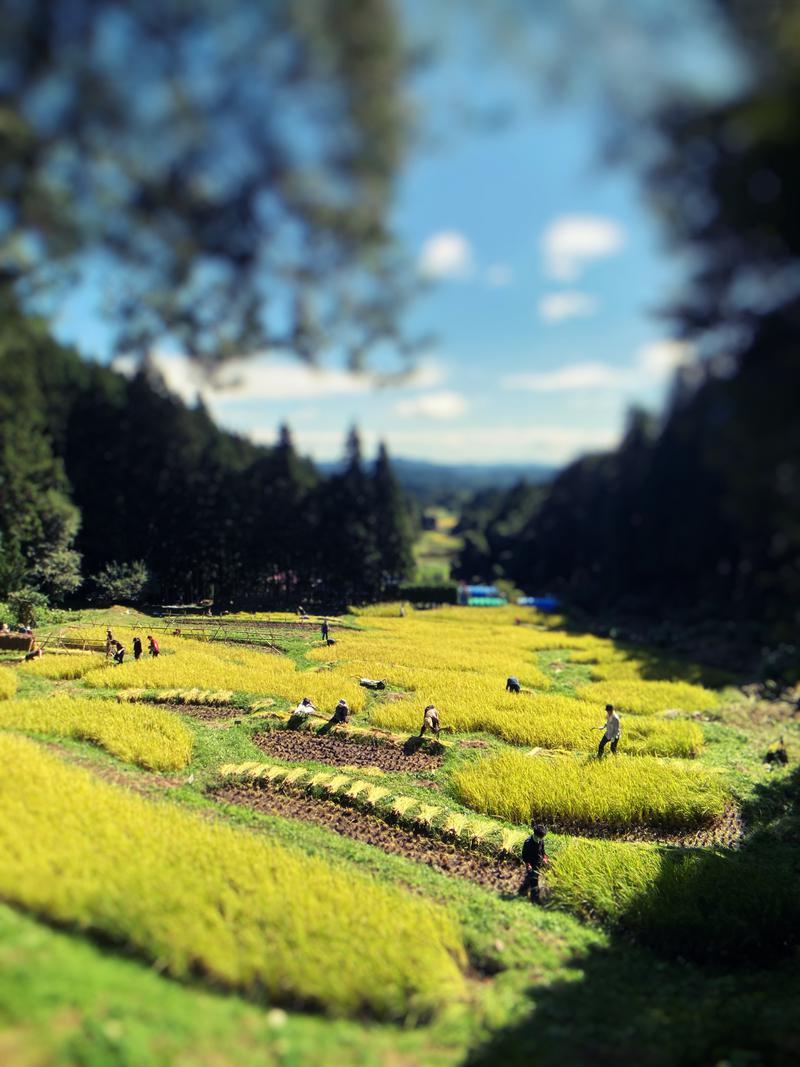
[252,728,443,772]
[216,782,524,894]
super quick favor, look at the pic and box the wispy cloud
[538,290,599,323]
[394,391,468,420]
[541,214,625,280]
[503,340,693,393]
[418,230,474,280]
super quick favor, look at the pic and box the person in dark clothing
[112,640,125,665]
[506,676,521,694]
[319,698,350,734]
[321,620,329,641]
[147,635,159,657]
[765,735,788,768]
[518,823,548,903]
[133,636,143,661]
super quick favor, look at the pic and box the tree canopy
[0,0,412,365]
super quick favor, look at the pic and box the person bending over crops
[112,640,126,665]
[518,823,549,903]
[319,699,350,734]
[293,697,318,718]
[419,704,440,738]
[506,676,521,694]
[596,703,621,757]
[764,735,788,768]
[359,678,386,690]
[147,635,159,657]
[133,636,143,661]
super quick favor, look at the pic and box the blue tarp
[517,595,561,612]
[466,584,501,596]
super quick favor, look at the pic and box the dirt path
[215,782,526,895]
[251,729,443,772]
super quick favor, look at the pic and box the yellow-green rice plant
[322,774,351,793]
[0,695,191,771]
[370,689,702,757]
[308,771,335,787]
[283,767,308,785]
[466,819,497,845]
[0,734,466,1020]
[415,804,443,827]
[390,796,417,818]
[443,813,469,838]
[20,653,106,680]
[453,749,728,832]
[351,602,410,617]
[366,785,391,805]
[545,837,662,921]
[575,679,718,714]
[500,828,528,854]
[345,780,370,799]
[0,668,17,700]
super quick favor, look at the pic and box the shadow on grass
[465,934,800,1067]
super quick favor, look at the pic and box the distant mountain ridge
[319,457,556,495]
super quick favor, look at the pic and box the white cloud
[394,391,468,420]
[485,262,514,288]
[538,290,599,323]
[418,230,474,279]
[635,339,692,379]
[139,353,449,406]
[250,424,619,464]
[503,339,695,394]
[541,214,625,280]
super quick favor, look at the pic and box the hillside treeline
[0,303,413,609]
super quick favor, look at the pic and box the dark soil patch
[167,703,247,722]
[532,803,745,849]
[216,782,525,895]
[252,728,443,772]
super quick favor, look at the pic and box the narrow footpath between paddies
[215,782,526,895]
[251,729,444,773]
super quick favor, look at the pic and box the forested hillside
[0,300,413,609]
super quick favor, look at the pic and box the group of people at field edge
[105,628,159,665]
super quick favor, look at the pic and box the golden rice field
[83,639,367,712]
[0,695,192,770]
[0,668,16,700]
[20,652,107,680]
[0,733,466,1020]
[575,679,718,714]
[371,688,703,758]
[452,749,728,831]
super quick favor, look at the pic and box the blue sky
[54,4,739,468]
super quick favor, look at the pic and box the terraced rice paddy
[1,603,796,1065]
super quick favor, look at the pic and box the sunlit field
[0,602,796,1065]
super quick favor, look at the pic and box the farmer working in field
[147,635,159,657]
[293,697,318,718]
[359,678,386,690]
[132,635,143,661]
[506,676,521,694]
[321,619,329,641]
[518,822,549,903]
[319,698,350,734]
[419,703,441,738]
[112,640,126,665]
[105,629,115,658]
[596,703,621,757]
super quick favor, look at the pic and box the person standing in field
[518,822,549,903]
[506,676,521,694]
[419,703,440,738]
[596,703,621,757]
[147,635,160,657]
[321,619,329,642]
[105,629,114,658]
[132,635,143,661]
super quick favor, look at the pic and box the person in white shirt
[293,697,317,717]
[596,703,621,757]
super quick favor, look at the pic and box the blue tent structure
[458,583,508,607]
